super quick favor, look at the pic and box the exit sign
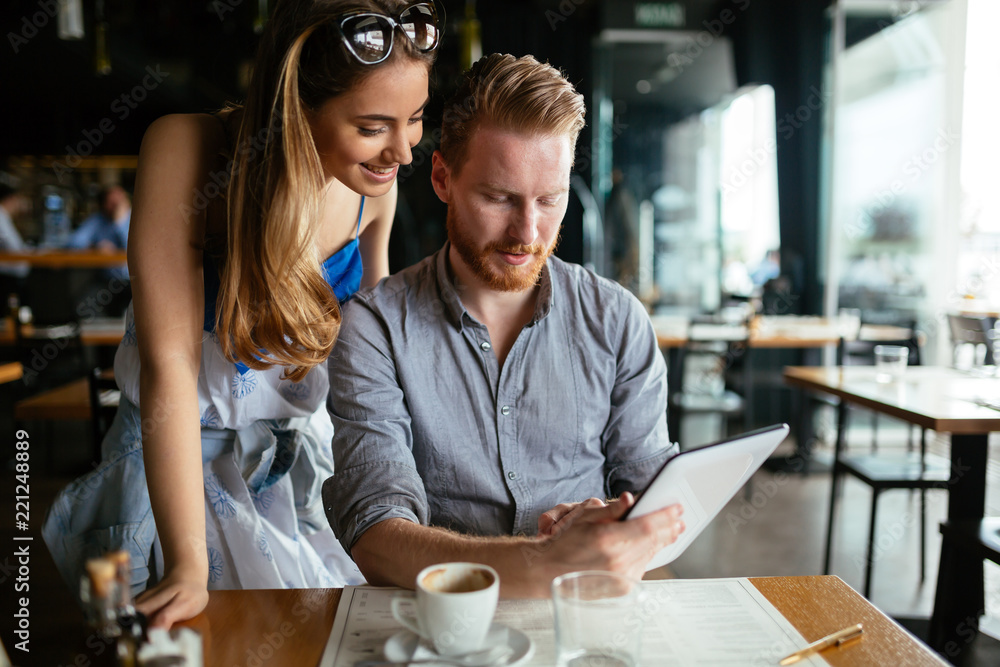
[634,2,686,28]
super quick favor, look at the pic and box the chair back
[947,314,997,367]
[837,320,922,367]
[677,315,751,396]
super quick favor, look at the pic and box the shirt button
[480,341,492,351]
[508,471,517,480]
[500,405,510,416]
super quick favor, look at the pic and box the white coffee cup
[391,562,500,656]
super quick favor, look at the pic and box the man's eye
[485,194,508,204]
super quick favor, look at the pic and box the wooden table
[178,576,945,665]
[13,376,94,421]
[0,317,125,346]
[783,365,1000,658]
[652,316,914,349]
[12,368,116,421]
[0,361,23,384]
[0,249,127,269]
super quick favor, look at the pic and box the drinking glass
[874,345,908,383]
[552,571,643,667]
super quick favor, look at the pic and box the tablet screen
[623,423,789,570]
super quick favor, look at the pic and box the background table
[0,361,23,384]
[783,365,1000,656]
[0,249,127,269]
[179,576,946,666]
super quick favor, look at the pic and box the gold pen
[778,623,863,665]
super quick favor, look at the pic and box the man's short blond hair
[439,53,586,173]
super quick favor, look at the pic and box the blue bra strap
[355,197,364,239]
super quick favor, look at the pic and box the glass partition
[592,32,780,316]
[821,0,967,362]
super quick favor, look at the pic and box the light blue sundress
[43,200,368,598]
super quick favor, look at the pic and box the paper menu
[319,579,828,667]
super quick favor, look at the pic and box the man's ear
[430,150,451,205]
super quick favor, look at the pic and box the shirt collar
[434,243,471,331]
[433,242,556,330]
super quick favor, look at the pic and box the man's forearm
[351,518,555,598]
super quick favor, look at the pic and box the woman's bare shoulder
[139,113,227,163]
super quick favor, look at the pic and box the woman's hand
[135,568,209,629]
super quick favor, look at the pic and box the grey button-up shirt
[324,244,676,553]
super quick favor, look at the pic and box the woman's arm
[128,114,219,628]
[357,180,398,287]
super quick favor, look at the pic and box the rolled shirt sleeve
[323,295,429,554]
[602,290,678,497]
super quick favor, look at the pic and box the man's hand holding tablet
[621,424,790,571]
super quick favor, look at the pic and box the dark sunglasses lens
[342,15,392,63]
[399,4,439,51]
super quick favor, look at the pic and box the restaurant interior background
[4,0,997,363]
[2,0,1000,663]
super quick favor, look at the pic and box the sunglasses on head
[336,2,443,65]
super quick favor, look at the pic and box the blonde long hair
[217,0,435,381]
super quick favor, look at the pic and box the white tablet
[622,423,790,571]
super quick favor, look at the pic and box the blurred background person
[68,184,131,273]
[606,167,640,290]
[0,182,31,294]
[67,184,132,317]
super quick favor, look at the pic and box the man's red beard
[447,209,560,292]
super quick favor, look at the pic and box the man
[68,184,131,282]
[68,184,131,316]
[323,54,683,597]
[68,184,131,254]
[0,183,30,283]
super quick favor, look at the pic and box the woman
[43,0,440,628]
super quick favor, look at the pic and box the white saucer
[384,622,534,666]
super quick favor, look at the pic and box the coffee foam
[421,567,495,593]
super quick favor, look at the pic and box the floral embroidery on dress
[280,380,311,402]
[257,530,273,562]
[205,473,237,518]
[251,488,275,517]
[200,406,222,428]
[123,319,137,347]
[231,368,258,399]
[207,547,224,583]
